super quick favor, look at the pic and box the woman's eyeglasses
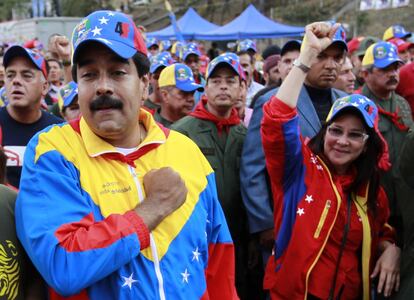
[327,125,369,143]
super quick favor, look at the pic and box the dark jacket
[393,129,414,300]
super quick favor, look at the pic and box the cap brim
[177,82,204,93]
[207,61,240,79]
[73,38,137,63]
[374,58,403,69]
[398,42,414,52]
[395,32,412,39]
[63,95,77,108]
[4,45,36,69]
[183,52,201,61]
[330,105,374,128]
[330,40,348,52]
[150,64,162,74]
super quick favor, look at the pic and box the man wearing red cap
[396,62,414,119]
[262,54,281,87]
[389,38,414,64]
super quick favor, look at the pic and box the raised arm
[276,22,340,108]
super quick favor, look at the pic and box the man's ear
[141,74,149,90]
[159,88,169,103]
[361,68,370,81]
[41,79,49,98]
[263,72,269,84]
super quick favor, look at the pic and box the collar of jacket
[73,109,169,158]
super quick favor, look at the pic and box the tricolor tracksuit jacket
[15,110,238,299]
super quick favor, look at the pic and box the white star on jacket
[305,195,313,203]
[122,273,138,289]
[107,12,115,16]
[192,247,201,262]
[92,26,102,36]
[99,16,109,24]
[297,208,305,216]
[181,268,190,283]
[310,156,318,164]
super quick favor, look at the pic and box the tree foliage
[60,0,114,17]
[0,0,28,21]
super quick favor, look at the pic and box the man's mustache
[386,78,398,85]
[89,95,123,112]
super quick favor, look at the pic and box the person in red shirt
[396,61,414,119]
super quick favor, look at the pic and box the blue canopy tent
[194,4,304,40]
[147,7,219,40]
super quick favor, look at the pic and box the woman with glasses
[261,22,400,300]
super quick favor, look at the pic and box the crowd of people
[1,9,414,300]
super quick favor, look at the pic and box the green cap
[355,36,380,57]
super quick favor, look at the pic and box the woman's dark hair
[72,49,150,82]
[308,109,383,214]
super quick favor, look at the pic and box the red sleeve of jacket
[203,243,239,300]
[261,96,298,187]
[124,211,150,249]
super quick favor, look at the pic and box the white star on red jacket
[297,208,305,216]
[305,195,313,203]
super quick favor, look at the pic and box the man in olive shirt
[172,53,253,299]
[361,42,414,300]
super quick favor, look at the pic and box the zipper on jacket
[313,200,332,238]
[129,165,166,300]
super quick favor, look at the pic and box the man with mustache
[172,53,252,299]
[240,29,348,275]
[156,63,204,128]
[361,41,414,247]
[15,10,238,299]
[0,46,63,188]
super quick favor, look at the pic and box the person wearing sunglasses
[261,22,400,300]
